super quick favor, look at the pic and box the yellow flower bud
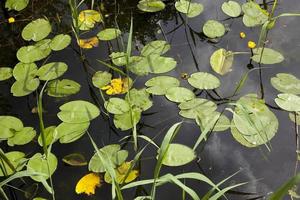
[239,32,246,39]
[248,41,256,49]
[8,17,15,24]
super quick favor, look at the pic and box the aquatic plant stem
[294,112,299,175]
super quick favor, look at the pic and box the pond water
[1,0,300,199]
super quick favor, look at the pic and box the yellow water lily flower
[8,17,15,24]
[104,161,139,184]
[75,173,101,196]
[239,32,246,39]
[248,41,256,49]
[101,78,131,95]
[78,37,99,49]
[78,10,102,30]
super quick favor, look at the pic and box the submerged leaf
[62,153,87,166]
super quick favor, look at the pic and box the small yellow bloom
[8,17,15,24]
[75,173,101,196]
[239,32,246,39]
[248,41,256,49]
[78,37,99,49]
[101,78,131,95]
[104,161,139,184]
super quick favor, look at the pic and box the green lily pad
[36,62,68,81]
[148,54,177,74]
[175,0,204,18]
[210,48,234,75]
[57,100,100,123]
[55,122,90,143]
[165,87,195,103]
[141,40,170,56]
[38,126,57,147]
[5,0,29,11]
[196,112,230,132]
[62,153,87,166]
[27,152,57,182]
[0,67,13,81]
[104,98,130,114]
[97,28,121,41]
[13,62,38,81]
[289,113,300,125]
[137,0,166,12]
[178,98,217,119]
[7,127,36,146]
[0,116,23,139]
[125,88,152,111]
[113,109,141,131]
[252,48,284,64]
[275,93,300,112]
[127,56,151,76]
[50,34,71,51]
[22,18,52,42]
[110,52,127,66]
[47,79,81,97]
[92,71,112,88]
[188,72,220,90]
[145,76,180,95]
[271,73,300,95]
[203,20,225,38]
[11,78,40,97]
[231,122,256,148]
[221,1,241,17]
[161,143,196,167]
[242,1,268,27]
[89,144,128,173]
[0,151,26,176]
[17,40,52,63]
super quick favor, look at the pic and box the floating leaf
[7,127,36,146]
[0,116,23,139]
[188,72,220,89]
[231,122,256,148]
[92,71,112,88]
[5,0,29,11]
[57,100,100,123]
[89,144,128,173]
[38,126,57,147]
[22,18,52,42]
[11,78,40,97]
[0,67,13,81]
[47,79,81,97]
[252,48,284,64]
[210,48,234,75]
[196,112,230,132]
[104,161,139,184]
[232,94,278,147]
[78,37,99,49]
[145,76,180,95]
[50,34,71,51]
[97,28,121,41]
[75,173,101,195]
[148,54,177,74]
[55,122,90,143]
[127,56,151,76]
[289,113,300,125]
[0,151,26,176]
[13,62,37,81]
[110,52,127,66]
[175,0,204,18]
[62,153,87,166]
[203,20,225,38]
[104,98,130,114]
[141,40,170,56]
[165,87,195,103]
[17,39,52,63]
[137,0,166,12]
[78,10,102,30]
[179,98,217,119]
[113,109,141,131]
[242,1,268,27]
[161,143,196,166]
[27,153,57,182]
[221,1,241,17]
[125,88,153,111]
[275,93,300,112]
[271,73,300,95]
[37,62,68,81]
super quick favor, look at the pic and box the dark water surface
[1,0,300,199]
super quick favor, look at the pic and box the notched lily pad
[188,72,220,89]
[0,67,13,81]
[203,20,225,38]
[175,0,204,18]
[210,48,234,75]
[22,18,52,42]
